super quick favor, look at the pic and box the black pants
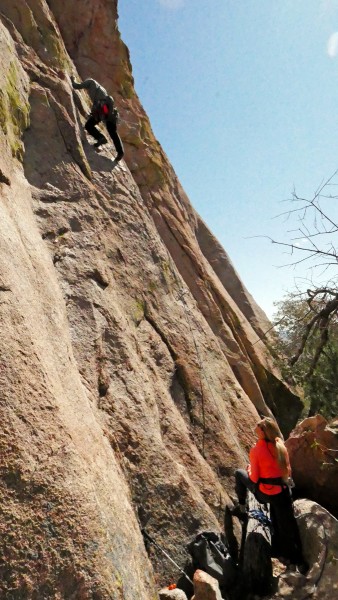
[85,116,124,157]
[235,469,303,564]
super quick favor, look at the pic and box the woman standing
[233,417,307,572]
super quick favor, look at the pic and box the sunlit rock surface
[0,1,303,597]
[286,415,338,518]
[270,500,338,600]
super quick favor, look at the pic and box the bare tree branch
[269,170,338,369]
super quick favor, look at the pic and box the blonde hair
[257,417,288,472]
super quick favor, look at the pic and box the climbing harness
[91,98,119,123]
[141,529,193,585]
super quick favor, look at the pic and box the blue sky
[118,0,338,317]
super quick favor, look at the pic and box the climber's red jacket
[248,439,291,495]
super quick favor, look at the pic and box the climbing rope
[178,293,247,461]
[248,509,274,534]
[164,250,247,463]
[176,287,207,457]
[141,529,193,585]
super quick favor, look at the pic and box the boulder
[192,569,223,600]
[159,586,188,600]
[272,499,338,599]
[286,415,338,517]
[242,492,272,596]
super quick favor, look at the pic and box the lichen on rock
[0,25,30,161]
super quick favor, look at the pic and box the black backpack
[186,531,238,591]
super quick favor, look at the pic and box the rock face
[0,1,302,598]
[286,415,338,518]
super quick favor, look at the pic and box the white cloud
[157,0,185,9]
[327,32,338,57]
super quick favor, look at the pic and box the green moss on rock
[120,79,134,100]
[0,61,30,161]
[39,21,71,70]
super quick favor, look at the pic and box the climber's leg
[106,121,124,161]
[85,116,107,146]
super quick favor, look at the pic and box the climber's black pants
[235,469,268,504]
[234,469,303,564]
[106,120,124,157]
[85,116,124,157]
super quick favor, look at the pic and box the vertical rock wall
[0,1,302,597]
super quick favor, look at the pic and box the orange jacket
[248,439,290,495]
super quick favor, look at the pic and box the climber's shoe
[94,136,108,148]
[229,503,247,521]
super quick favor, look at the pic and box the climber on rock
[230,417,308,573]
[70,75,124,163]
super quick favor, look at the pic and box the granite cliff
[0,1,303,598]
